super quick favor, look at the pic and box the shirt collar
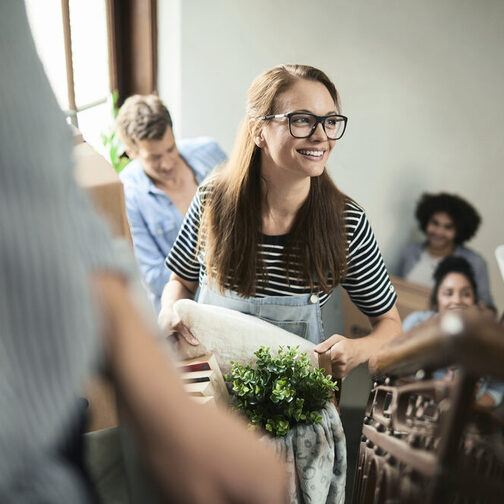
[134,157,199,197]
[131,161,167,196]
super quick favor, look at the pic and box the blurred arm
[93,272,287,504]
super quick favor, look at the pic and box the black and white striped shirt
[167,185,397,317]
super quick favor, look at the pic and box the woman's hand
[476,392,496,408]
[158,273,200,345]
[158,308,199,345]
[314,334,362,378]
[316,306,402,379]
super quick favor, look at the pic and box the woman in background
[403,256,502,408]
[398,192,493,307]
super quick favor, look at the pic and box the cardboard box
[390,275,431,320]
[339,276,432,407]
[73,140,131,432]
[73,142,131,242]
[342,275,431,339]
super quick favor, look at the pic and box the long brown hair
[201,64,349,296]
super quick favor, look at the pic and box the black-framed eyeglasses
[262,112,348,140]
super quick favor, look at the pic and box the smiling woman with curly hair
[398,192,494,306]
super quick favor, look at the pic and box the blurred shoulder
[455,245,487,267]
[118,160,151,201]
[178,137,226,158]
[402,241,424,256]
[402,310,435,331]
[118,159,144,185]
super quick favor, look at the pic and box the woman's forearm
[158,274,198,335]
[160,274,197,310]
[355,306,403,363]
[315,305,402,377]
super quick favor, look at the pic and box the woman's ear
[248,118,265,148]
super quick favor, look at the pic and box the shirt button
[310,294,319,304]
[157,228,163,235]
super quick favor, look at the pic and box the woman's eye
[293,116,310,124]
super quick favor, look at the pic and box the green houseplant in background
[101,90,129,174]
[225,346,338,437]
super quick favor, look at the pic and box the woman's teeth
[298,149,323,157]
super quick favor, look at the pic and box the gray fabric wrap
[268,402,346,504]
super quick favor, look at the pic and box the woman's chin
[443,304,469,313]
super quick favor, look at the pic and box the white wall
[158,0,504,311]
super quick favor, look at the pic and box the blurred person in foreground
[402,256,502,408]
[0,2,286,503]
[117,95,226,313]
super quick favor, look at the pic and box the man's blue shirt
[119,137,226,311]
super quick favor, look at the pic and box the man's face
[132,127,179,184]
[426,212,456,252]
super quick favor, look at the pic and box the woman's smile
[297,148,326,160]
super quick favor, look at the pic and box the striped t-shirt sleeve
[341,202,397,317]
[166,188,203,281]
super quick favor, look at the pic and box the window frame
[59,0,158,127]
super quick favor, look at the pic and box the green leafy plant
[100,90,129,173]
[224,346,338,437]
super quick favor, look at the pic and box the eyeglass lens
[289,113,345,140]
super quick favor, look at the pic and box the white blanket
[174,299,318,375]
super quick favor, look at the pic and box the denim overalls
[198,276,338,345]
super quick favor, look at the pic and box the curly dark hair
[430,256,478,309]
[415,192,481,245]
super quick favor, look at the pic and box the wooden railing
[353,312,504,503]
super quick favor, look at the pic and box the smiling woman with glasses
[160,64,401,383]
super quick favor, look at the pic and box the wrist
[158,307,172,328]
[351,336,377,366]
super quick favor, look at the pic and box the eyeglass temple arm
[263,114,289,120]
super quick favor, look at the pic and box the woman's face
[436,272,476,313]
[425,212,457,252]
[258,79,337,181]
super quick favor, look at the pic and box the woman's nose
[310,121,326,140]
